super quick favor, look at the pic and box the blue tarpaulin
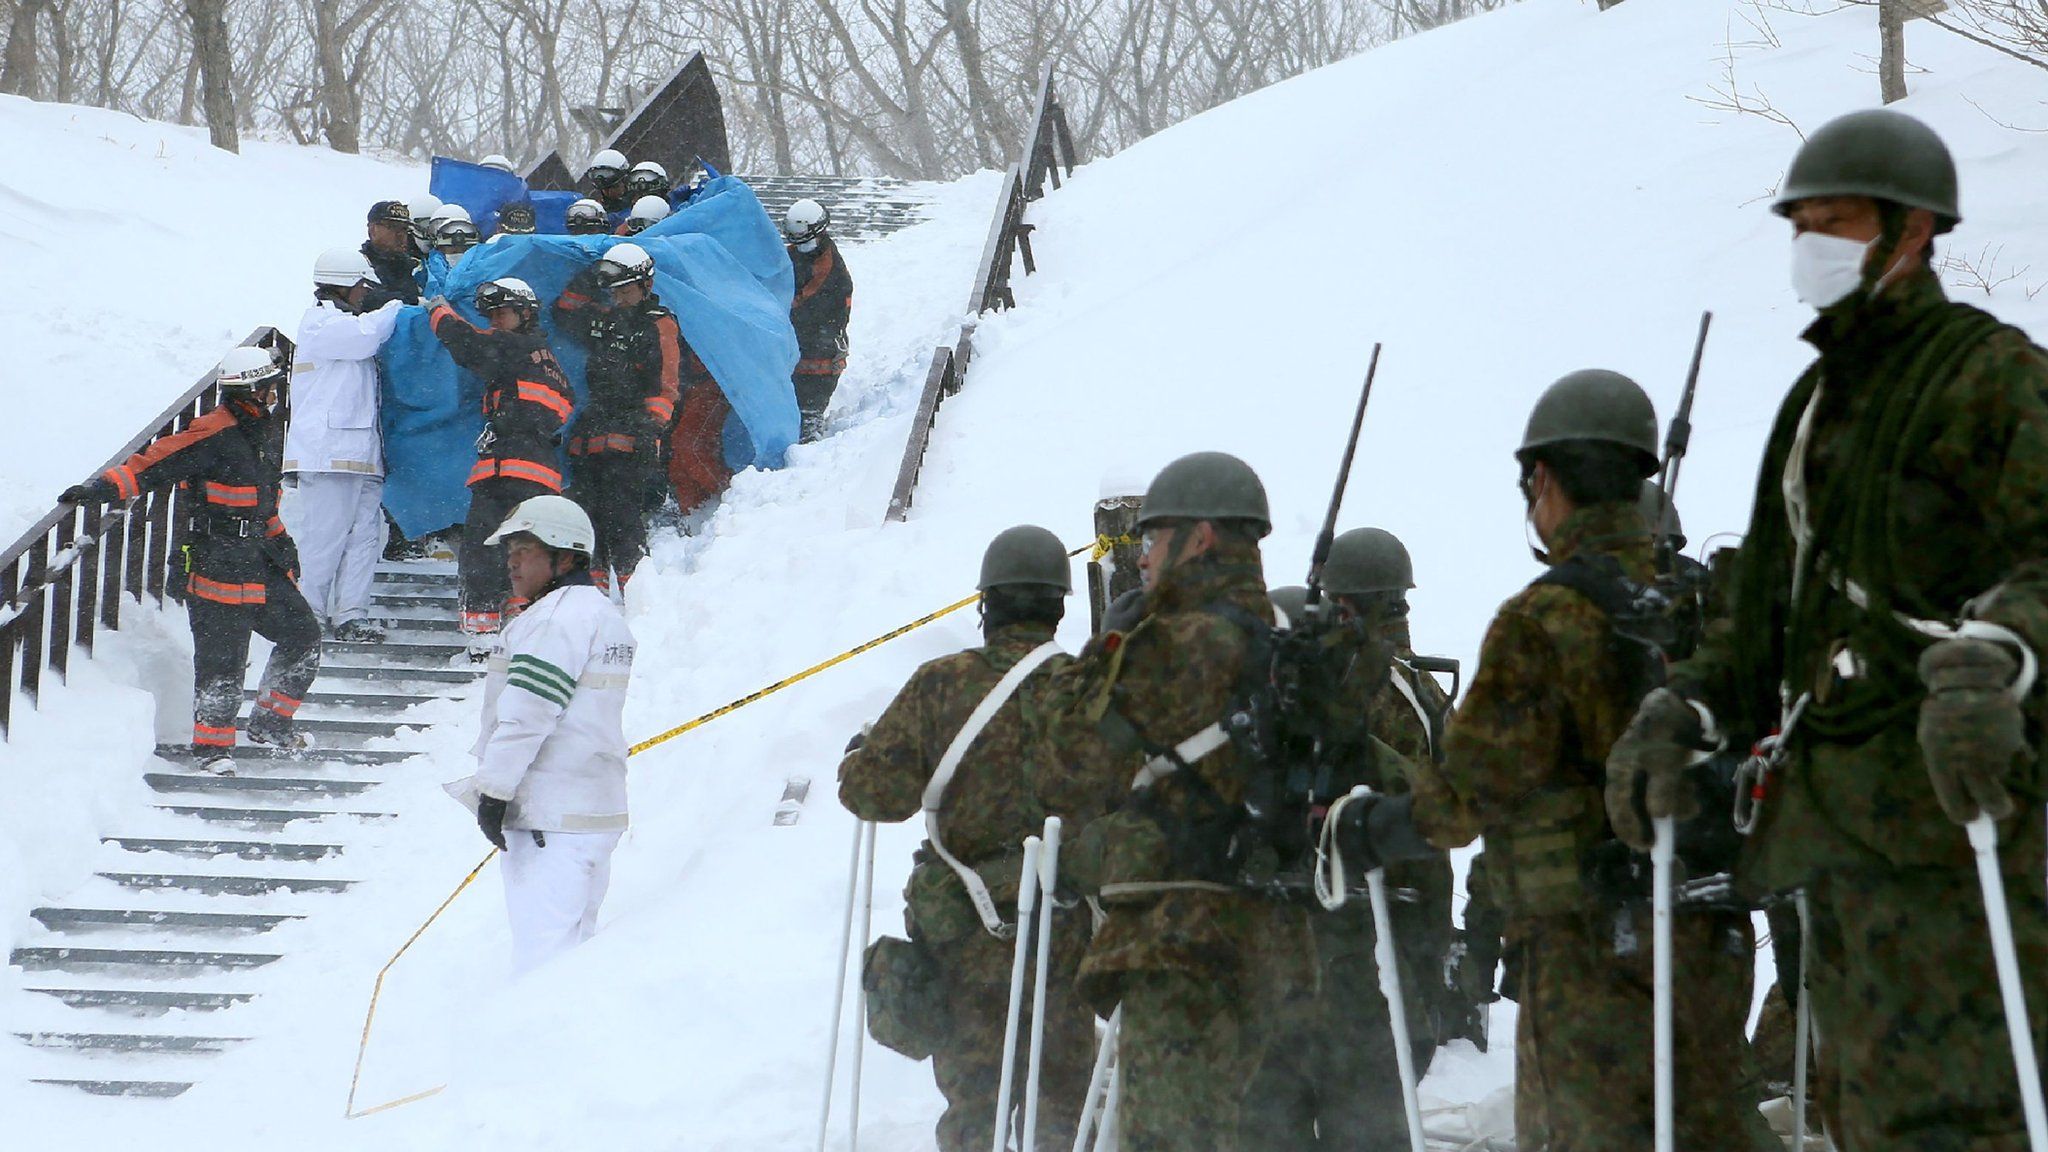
[377,176,799,539]
[428,158,528,239]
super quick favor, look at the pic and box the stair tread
[154,804,395,824]
[32,1078,195,1098]
[27,987,255,1010]
[105,837,342,860]
[18,1031,249,1050]
[12,945,282,966]
[94,871,357,893]
[154,743,417,765]
[143,774,376,798]
[32,907,303,931]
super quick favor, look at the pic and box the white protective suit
[284,298,402,627]
[448,575,637,973]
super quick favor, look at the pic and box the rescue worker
[1608,109,2048,1150]
[838,525,1094,1152]
[406,194,444,260]
[362,200,421,305]
[784,198,853,442]
[445,494,636,975]
[1345,371,1777,1151]
[619,195,669,236]
[285,248,404,643]
[1240,528,1458,1152]
[426,278,575,647]
[59,347,320,772]
[493,200,537,238]
[585,148,632,215]
[627,160,670,204]
[432,206,479,270]
[551,243,680,594]
[1036,452,1316,1152]
[566,198,611,237]
[478,153,516,173]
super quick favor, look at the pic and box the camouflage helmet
[977,525,1071,593]
[1517,369,1659,477]
[1269,585,1310,627]
[1136,451,1271,537]
[1637,480,1685,546]
[1324,527,1414,596]
[1773,108,1960,234]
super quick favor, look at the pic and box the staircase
[738,174,934,242]
[6,562,479,1100]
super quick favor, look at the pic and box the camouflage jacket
[1421,502,1656,921]
[1673,270,2048,885]
[838,623,1071,865]
[1361,648,1457,966]
[1036,542,1316,1000]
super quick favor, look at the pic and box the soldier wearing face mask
[1609,108,2048,1148]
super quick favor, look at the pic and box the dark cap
[367,200,411,225]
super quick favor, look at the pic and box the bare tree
[2,0,48,96]
[304,0,396,153]
[181,0,234,148]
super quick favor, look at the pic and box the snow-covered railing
[886,67,1078,523]
[0,327,294,739]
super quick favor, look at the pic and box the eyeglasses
[1140,526,1174,557]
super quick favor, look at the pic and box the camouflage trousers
[1239,938,1436,1152]
[1513,910,1777,1152]
[1805,864,2048,1151]
[1116,969,1264,1152]
[927,926,1097,1152]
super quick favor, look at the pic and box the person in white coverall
[285,247,404,643]
[449,494,636,975]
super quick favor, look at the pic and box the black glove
[269,535,301,580]
[1101,588,1146,634]
[1336,792,1441,873]
[476,795,510,851]
[60,479,116,506]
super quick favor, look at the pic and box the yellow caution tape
[344,542,1091,1118]
[1090,533,1136,562]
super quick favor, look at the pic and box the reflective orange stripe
[517,382,573,422]
[103,464,141,500]
[203,482,259,508]
[467,460,498,485]
[494,459,562,489]
[256,690,302,717]
[796,355,847,376]
[188,574,267,605]
[193,722,237,747]
[645,397,675,424]
[266,516,286,537]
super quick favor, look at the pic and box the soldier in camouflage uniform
[1037,452,1317,1152]
[838,526,1096,1152]
[1609,109,2048,1150]
[1350,370,1777,1151]
[1240,530,1455,1152]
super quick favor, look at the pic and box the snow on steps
[5,562,479,1100]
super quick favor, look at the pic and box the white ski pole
[817,820,870,1152]
[1652,816,1675,1152]
[1365,865,1427,1152]
[1022,816,1064,1152]
[1098,1042,1122,1152]
[1968,814,2048,1152]
[992,835,1044,1152]
[848,820,878,1152]
[1072,1007,1121,1152]
[1792,890,1811,1151]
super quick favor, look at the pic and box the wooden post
[50,514,74,684]
[1880,0,1907,104]
[1087,496,1144,633]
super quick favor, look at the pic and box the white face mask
[1790,230,1872,308]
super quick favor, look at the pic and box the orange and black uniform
[427,303,574,632]
[89,397,320,752]
[788,235,853,441]
[552,270,682,590]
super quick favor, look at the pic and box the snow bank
[0,100,422,544]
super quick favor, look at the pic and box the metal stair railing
[886,67,1080,523]
[0,327,294,739]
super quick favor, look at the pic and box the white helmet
[628,161,669,196]
[595,242,655,287]
[485,494,595,554]
[629,195,670,223]
[479,153,515,173]
[783,198,829,245]
[406,194,443,239]
[311,246,377,289]
[587,149,630,186]
[430,203,473,227]
[474,277,539,314]
[566,198,609,234]
[216,346,285,392]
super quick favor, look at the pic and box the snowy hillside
[0,99,424,544]
[9,0,2048,1147]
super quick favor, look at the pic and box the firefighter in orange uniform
[59,346,320,772]
[426,278,575,648]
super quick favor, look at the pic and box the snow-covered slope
[11,0,2048,1147]
[0,100,423,543]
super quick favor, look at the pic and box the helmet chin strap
[1524,469,1552,565]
